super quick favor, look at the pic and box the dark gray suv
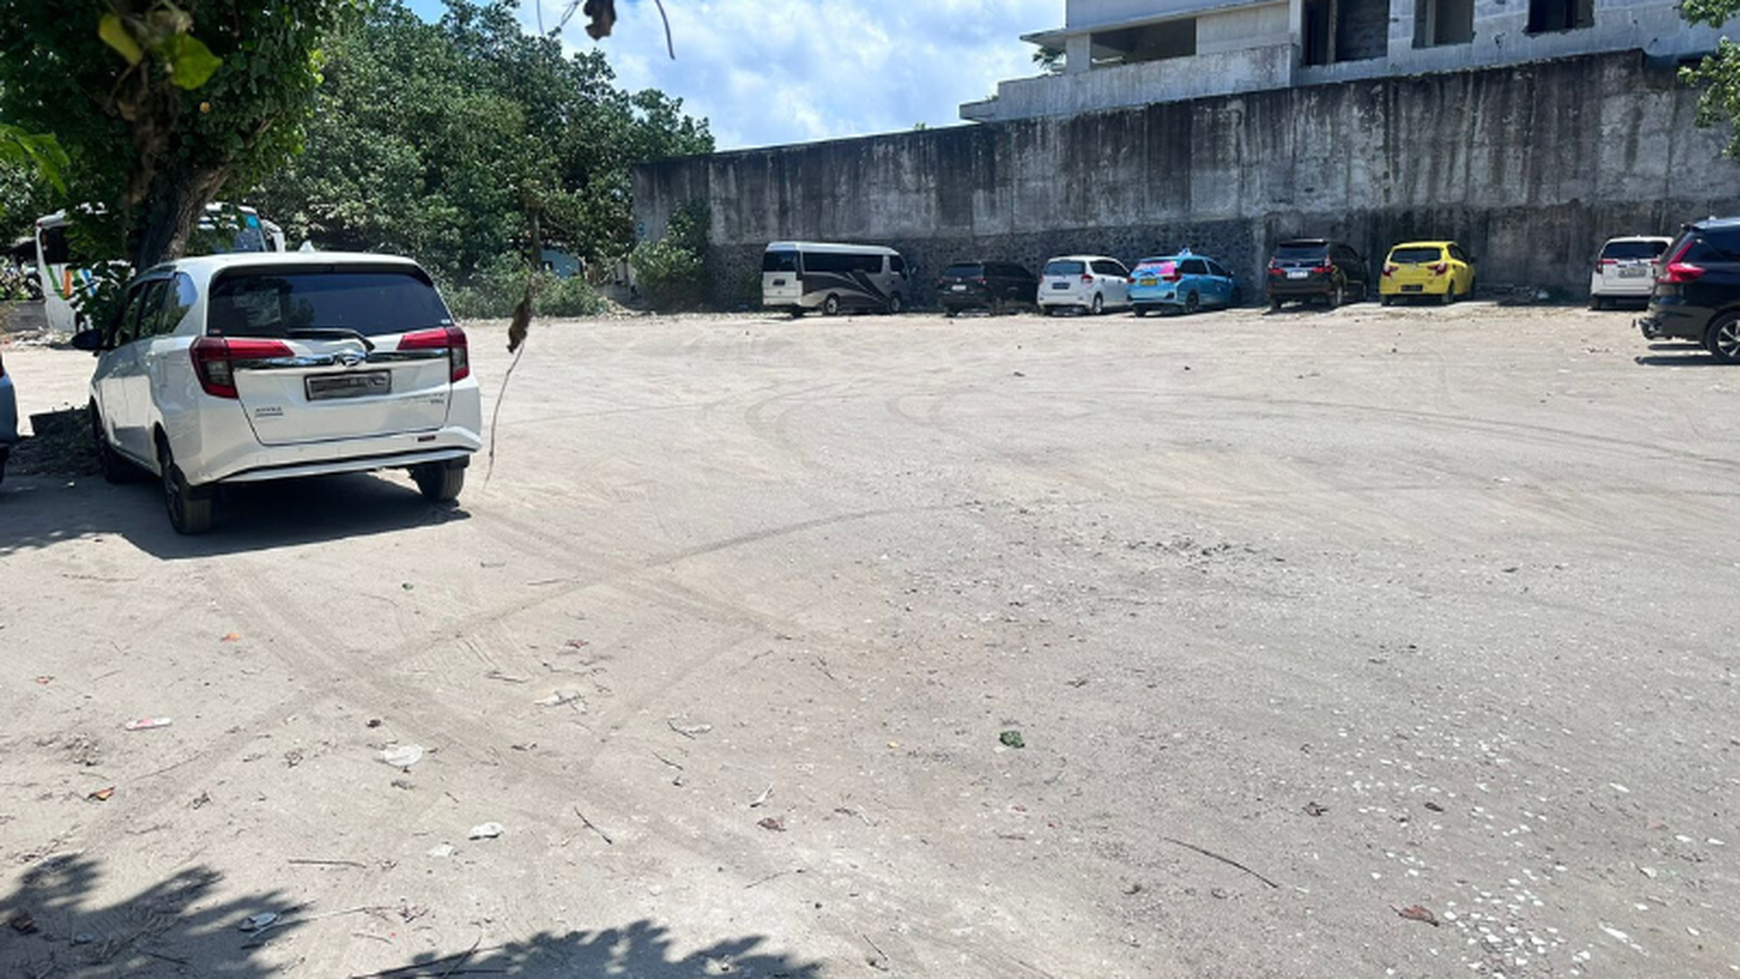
[1638,218,1740,363]
[1265,239,1370,309]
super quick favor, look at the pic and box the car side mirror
[71,329,104,353]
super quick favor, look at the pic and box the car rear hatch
[1385,247,1448,291]
[1597,240,1665,290]
[1268,244,1331,287]
[201,264,465,447]
[762,247,801,304]
[1130,259,1178,296]
[1041,259,1088,299]
[939,264,989,303]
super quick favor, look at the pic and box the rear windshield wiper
[286,326,376,351]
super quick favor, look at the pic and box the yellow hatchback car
[1379,240,1476,305]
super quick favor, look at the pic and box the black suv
[1265,239,1369,309]
[937,261,1038,316]
[1639,218,1740,363]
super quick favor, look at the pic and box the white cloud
[527,0,1061,149]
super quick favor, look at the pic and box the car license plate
[1401,284,1423,293]
[772,278,786,287]
[1286,270,1308,280]
[1051,282,1070,290]
[951,284,968,291]
[1618,267,1646,278]
[1138,277,1157,286]
[307,371,391,401]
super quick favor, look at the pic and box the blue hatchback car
[1128,250,1242,316]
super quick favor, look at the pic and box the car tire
[1134,305,1147,318]
[1380,294,1392,307]
[1230,287,1244,307]
[1090,294,1104,315]
[1439,286,1453,306]
[1328,283,1343,309]
[822,295,840,317]
[1185,291,1200,314]
[157,436,213,535]
[91,403,140,484]
[1588,295,1603,311]
[944,308,957,319]
[1268,296,1283,312]
[412,462,466,502]
[1707,314,1740,364]
[887,293,903,315]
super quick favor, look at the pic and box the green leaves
[96,3,225,90]
[0,122,70,194]
[163,34,222,89]
[1680,4,1740,156]
[98,13,143,65]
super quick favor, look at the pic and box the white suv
[1038,255,1131,315]
[1589,235,1671,310]
[74,253,483,533]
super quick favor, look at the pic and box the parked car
[1128,250,1242,315]
[1637,217,1740,363]
[1265,238,1369,309]
[72,252,483,533]
[937,261,1038,316]
[1379,240,1476,305]
[1037,255,1130,315]
[0,346,16,485]
[1588,235,1671,309]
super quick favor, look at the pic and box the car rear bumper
[0,375,17,445]
[220,443,475,484]
[1636,305,1710,343]
[1591,278,1654,298]
[1267,278,1333,297]
[1380,279,1451,295]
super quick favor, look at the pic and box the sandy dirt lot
[1,300,1735,978]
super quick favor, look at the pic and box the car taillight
[1382,264,1397,277]
[1599,258,1618,266]
[973,277,987,285]
[1268,266,1284,278]
[1314,262,1333,274]
[1163,270,1182,283]
[1079,273,1094,285]
[1430,262,1448,276]
[399,326,470,383]
[191,337,293,399]
[1661,261,1705,284]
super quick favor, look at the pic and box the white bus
[761,241,911,317]
[33,203,286,333]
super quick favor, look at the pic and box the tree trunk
[131,164,230,271]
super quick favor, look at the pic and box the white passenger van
[33,203,286,333]
[761,241,911,316]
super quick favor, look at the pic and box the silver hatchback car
[74,252,482,533]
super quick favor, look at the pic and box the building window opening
[1091,19,1196,67]
[1413,0,1474,47]
[1526,0,1592,33]
[1336,0,1389,61]
[1303,0,1334,66]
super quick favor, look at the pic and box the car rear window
[1599,240,1668,260]
[1044,260,1085,276]
[943,263,983,278]
[1133,259,1174,276]
[208,267,452,339]
[1390,246,1443,264]
[762,250,800,273]
[1274,243,1328,260]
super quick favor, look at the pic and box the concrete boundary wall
[633,51,1740,308]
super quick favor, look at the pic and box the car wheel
[1185,291,1200,314]
[1707,314,1740,364]
[887,293,903,315]
[1268,296,1283,312]
[1230,287,1244,306]
[944,308,957,319]
[1439,286,1454,306]
[1380,294,1392,307]
[1090,294,1104,315]
[1328,283,1344,309]
[157,436,213,535]
[1588,295,1604,311]
[1134,305,1147,318]
[91,402,140,484]
[412,462,466,502]
[822,295,841,317]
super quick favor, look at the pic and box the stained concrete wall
[633,52,1740,308]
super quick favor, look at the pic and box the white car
[74,252,482,533]
[1589,235,1671,309]
[0,347,16,485]
[1037,255,1131,315]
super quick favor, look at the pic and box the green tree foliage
[631,201,708,310]
[254,0,713,301]
[1032,45,1065,75]
[0,1,360,269]
[1683,0,1740,155]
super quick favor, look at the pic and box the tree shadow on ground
[366,919,826,978]
[0,852,304,978]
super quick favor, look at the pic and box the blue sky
[404,0,1060,150]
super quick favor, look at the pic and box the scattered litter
[565,639,590,649]
[999,730,1025,749]
[88,786,115,802]
[1210,887,1229,899]
[397,903,429,923]
[390,778,414,790]
[1162,837,1280,889]
[757,817,787,832]
[486,670,531,684]
[123,716,173,731]
[1395,904,1440,926]
[575,807,614,845]
[1423,800,1445,812]
[426,844,455,859]
[1303,801,1328,817]
[377,744,424,769]
[72,932,96,945]
[33,675,52,685]
[1609,783,1630,794]
[220,632,241,643]
[886,740,900,749]
[667,719,712,739]
[9,912,37,934]
[749,785,774,808]
[238,912,279,932]
[535,689,584,708]
[366,718,382,728]
[1012,370,1025,377]
[401,583,414,591]
[468,822,505,840]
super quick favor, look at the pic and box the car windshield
[1274,243,1328,261]
[208,268,452,339]
[1600,240,1667,260]
[942,264,982,278]
[762,250,800,273]
[1044,260,1085,276]
[1390,247,1443,265]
